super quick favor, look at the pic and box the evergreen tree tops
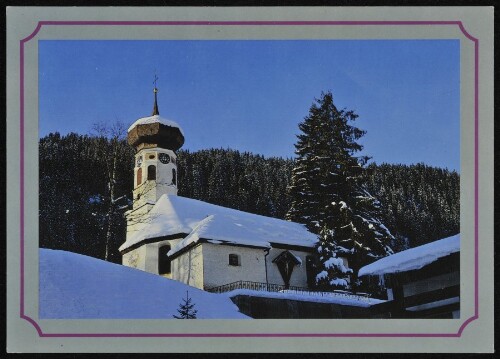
[38,130,458,265]
[286,91,368,232]
[286,91,394,290]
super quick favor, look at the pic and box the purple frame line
[19,20,479,339]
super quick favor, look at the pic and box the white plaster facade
[266,247,311,288]
[171,244,204,288]
[169,243,314,290]
[132,148,178,209]
[122,238,182,278]
[197,244,268,289]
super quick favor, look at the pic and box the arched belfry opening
[147,165,156,181]
[136,167,142,187]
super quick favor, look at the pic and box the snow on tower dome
[127,114,185,151]
[127,77,185,151]
[127,114,184,136]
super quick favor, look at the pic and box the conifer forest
[39,132,459,264]
[39,92,459,276]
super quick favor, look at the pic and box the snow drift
[39,248,249,319]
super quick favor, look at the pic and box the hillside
[39,133,459,262]
[39,248,249,319]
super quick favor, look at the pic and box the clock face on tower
[159,153,171,164]
[136,156,143,167]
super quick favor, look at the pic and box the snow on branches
[287,91,394,291]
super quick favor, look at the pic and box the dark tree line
[39,133,459,263]
[364,162,460,251]
[177,148,294,220]
[39,132,134,263]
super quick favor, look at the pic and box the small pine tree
[173,291,198,319]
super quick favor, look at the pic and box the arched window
[147,165,156,181]
[136,168,142,186]
[229,254,240,266]
[158,245,171,274]
[172,168,177,185]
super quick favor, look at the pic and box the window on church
[172,168,177,185]
[158,245,171,274]
[229,254,240,266]
[136,168,142,186]
[147,165,156,181]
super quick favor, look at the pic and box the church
[119,84,345,291]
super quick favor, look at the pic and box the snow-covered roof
[224,289,385,308]
[358,234,460,277]
[119,194,318,254]
[127,114,184,135]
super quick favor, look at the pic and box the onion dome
[127,80,185,151]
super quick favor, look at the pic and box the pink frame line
[20,20,479,338]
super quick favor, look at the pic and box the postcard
[6,6,494,353]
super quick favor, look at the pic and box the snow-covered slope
[119,194,317,254]
[39,248,249,319]
[358,234,460,277]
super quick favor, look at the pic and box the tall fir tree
[286,91,394,290]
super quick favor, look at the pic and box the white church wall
[124,203,154,236]
[201,243,267,289]
[171,244,204,289]
[122,246,147,271]
[122,239,181,278]
[132,181,157,210]
[143,242,161,274]
[132,148,178,209]
[266,248,311,288]
[143,239,181,278]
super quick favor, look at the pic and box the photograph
[38,38,461,320]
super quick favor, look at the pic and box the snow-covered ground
[224,289,386,307]
[358,234,460,277]
[39,248,249,319]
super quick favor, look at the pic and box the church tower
[127,78,184,211]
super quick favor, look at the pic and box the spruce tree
[287,91,394,290]
[286,92,345,233]
[173,291,198,319]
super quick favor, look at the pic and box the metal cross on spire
[153,72,159,93]
[152,72,160,115]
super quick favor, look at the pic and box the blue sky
[39,40,460,171]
